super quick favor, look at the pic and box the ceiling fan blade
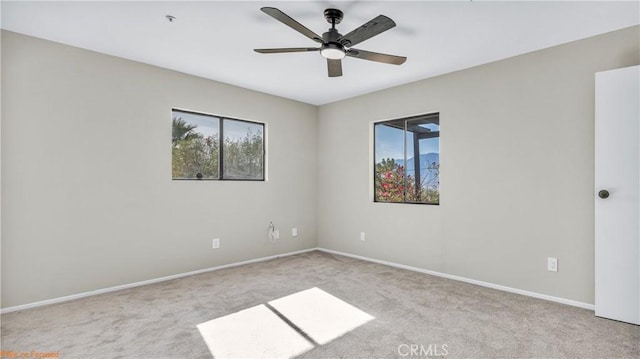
[327,59,343,77]
[346,48,407,65]
[255,47,320,54]
[261,7,323,43]
[338,15,396,47]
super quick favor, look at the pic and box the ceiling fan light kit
[254,7,407,77]
[320,44,346,60]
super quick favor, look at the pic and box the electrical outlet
[547,257,558,272]
[360,232,366,241]
[292,227,298,237]
[212,238,220,249]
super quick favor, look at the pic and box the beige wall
[317,26,640,304]
[1,31,318,308]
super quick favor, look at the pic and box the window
[374,113,439,204]
[172,109,264,180]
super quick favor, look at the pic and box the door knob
[598,190,610,199]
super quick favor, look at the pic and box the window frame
[172,108,266,181]
[372,112,440,205]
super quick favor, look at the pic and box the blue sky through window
[375,124,439,163]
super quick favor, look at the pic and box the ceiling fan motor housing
[322,28,343,45]
[320,42,345,59]
[321,28,346,59]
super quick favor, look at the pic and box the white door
[595,65,640,325]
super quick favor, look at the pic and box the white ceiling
[2,1,638,105]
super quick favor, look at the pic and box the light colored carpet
[1,251,639,358]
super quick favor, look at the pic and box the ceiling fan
[254,7,407,77]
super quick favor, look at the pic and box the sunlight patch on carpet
[197,304,314,359]
[197,287,374,358]
[268,287,375,345]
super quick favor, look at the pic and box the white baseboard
[316,247,595,311]
[2,246,594,314]
[0,247,318,314]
